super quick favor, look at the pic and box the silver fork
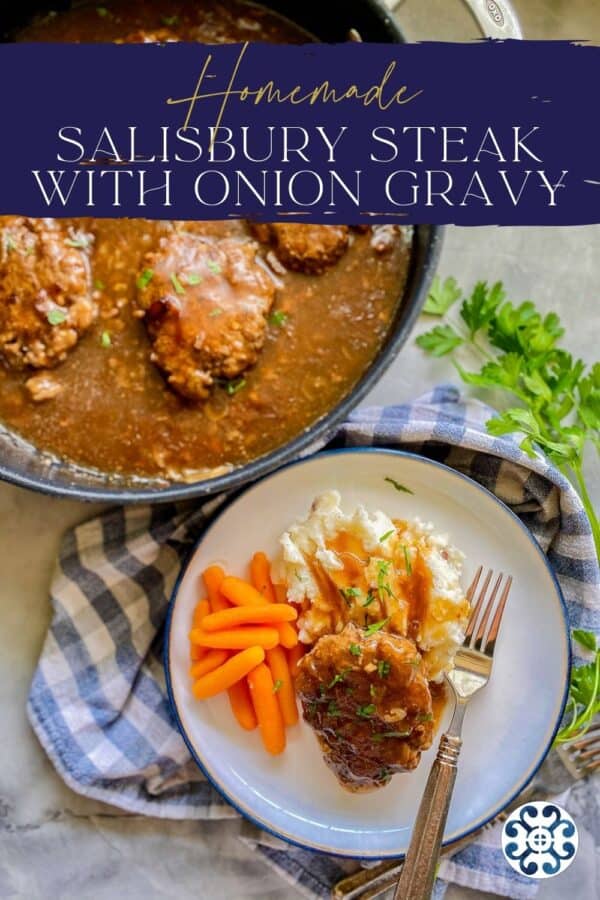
[393,567,512,900]
[557,719,600,778]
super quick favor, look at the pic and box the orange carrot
[189,648,229,679]
[190,626,280,650]
[202,604,297,632]
[190,644,205,661]
[228,679,258,731]
[220,576,269,608]
[287,642,306,679]
[250,552,277,603]
[192,646,265,700]
[202,565,230,613]
[277,621,298,649]
[247,663,286,755]
[266,646,298,727]
[192,599,211,627]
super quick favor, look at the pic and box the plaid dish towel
[28,385,600,900]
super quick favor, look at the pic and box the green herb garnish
[377,660,391,678]
[379,529,395,543]
[94,279,105,291]
[269,310,288,327]
[376,560,394,600]
[384,477,413,494]
[96,6,110,17]
[356,703,376,719]
[328,668,351,689]
[327,700,342,717]
[100,330,111,348]
[340,586,361,606]
[185,272,202,285]
[555,629,600,744]
[378,767,392,781]
[137,268,154,290]
[349,643,361,657]
[47,309,67,326]
[65,235,89,249]
[372,731,410,742]
[272,679,283,694]
[170,272,185,295]
[209,308,223,318]
[3,234,16,253]
[161,14,179,25]
[423,275,462,316]
[403,545,412,576]
[417,276,600,556]
[363,589,376,608]
[226,378,246,396]
[364,618,390,637]
[417,712,433,723]
[206,258,221,275]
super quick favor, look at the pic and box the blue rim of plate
[164,447,572,859]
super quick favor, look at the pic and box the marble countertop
[1,2,598,898]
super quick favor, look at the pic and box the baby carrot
[190,644,205,661]
[189,648,229,679]
[247,663,286,755]
[190,626,280,650]
[202,565,229,613]
[220,576,269,608]
[277,621,298,649]
[192,646,265,700]
[250,552,277,603]
[287,642,306,679]
[228,678,258,731]
[192,599,211,627]
[202,604,297,632]
[266,646,298,727]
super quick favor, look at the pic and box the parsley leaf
[137,268,154,290]
[100,330,111,348]
[364,618,390,637]
[573,629,598,653]
[384,477,413,494]
[379,529,395,543]
[349,643,361,657]
[269,310,288,327]
[272,679,283,694]
[47,309,67,326]
[377,660,391,678]
[170,272,185,295]
[460,280,505,337]
[416,324,463,357]
[226,378,246,396]
[356,703,376,718]
[423,275,462,316]
[185,272,202,285]
[340,586,361,606]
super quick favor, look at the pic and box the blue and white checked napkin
[27,386,600,899]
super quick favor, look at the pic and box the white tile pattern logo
[502,801,578,879]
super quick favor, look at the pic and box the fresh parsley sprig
[418,277,600,744]
[418,276,600,556]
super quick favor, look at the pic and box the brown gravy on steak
[0,1,412,483]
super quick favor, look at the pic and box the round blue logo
[501,801,578,879]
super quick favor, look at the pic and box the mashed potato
[273,491,470,681]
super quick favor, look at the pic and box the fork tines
[558,720,600,778]
[464,567,512,655]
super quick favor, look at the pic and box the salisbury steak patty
[136,234,276,401]
[296,624,434,791]
[250,223,349,275]
[0,217,95,370]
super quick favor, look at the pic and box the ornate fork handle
[393,732,462,900]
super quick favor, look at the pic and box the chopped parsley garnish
[226,377,246,396]
[377,660,391,678]
[209,308,223,317]
[4,234,16,253]
[65,235,89,249]
[376,560,394,600]
[356,703,376,719]
[185,272,202,285]
[403,545,412,576]
[378,767,392,781]
[328,668,351,689]
[170,272,185,295]
[94,279,105,291]
[272,679,283,694]
[327,700,342,717]
[319,684,326,697]
[206,258,221,275]
[137,268,154,290]
[417,712,433,723]
[161,14,179,25]
[47,308,67,326]
[372,731,410,742]
[96,7,110,18]
[100,330,111,348]
[379,529,395,543]
[364,618,390,637]
[340,586,361,606]
[362,589,376,608]
[369,684,377,698]
[349,643,361,657]
[384,476,413,494]
[269,310,288,327]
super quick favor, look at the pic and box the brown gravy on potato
[0,1,412,483]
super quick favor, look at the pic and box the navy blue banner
[1,40,599,224]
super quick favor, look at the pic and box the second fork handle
[394,734,462,900]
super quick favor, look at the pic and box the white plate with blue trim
[165,449,570,858]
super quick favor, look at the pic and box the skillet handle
[383,0,523,40]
